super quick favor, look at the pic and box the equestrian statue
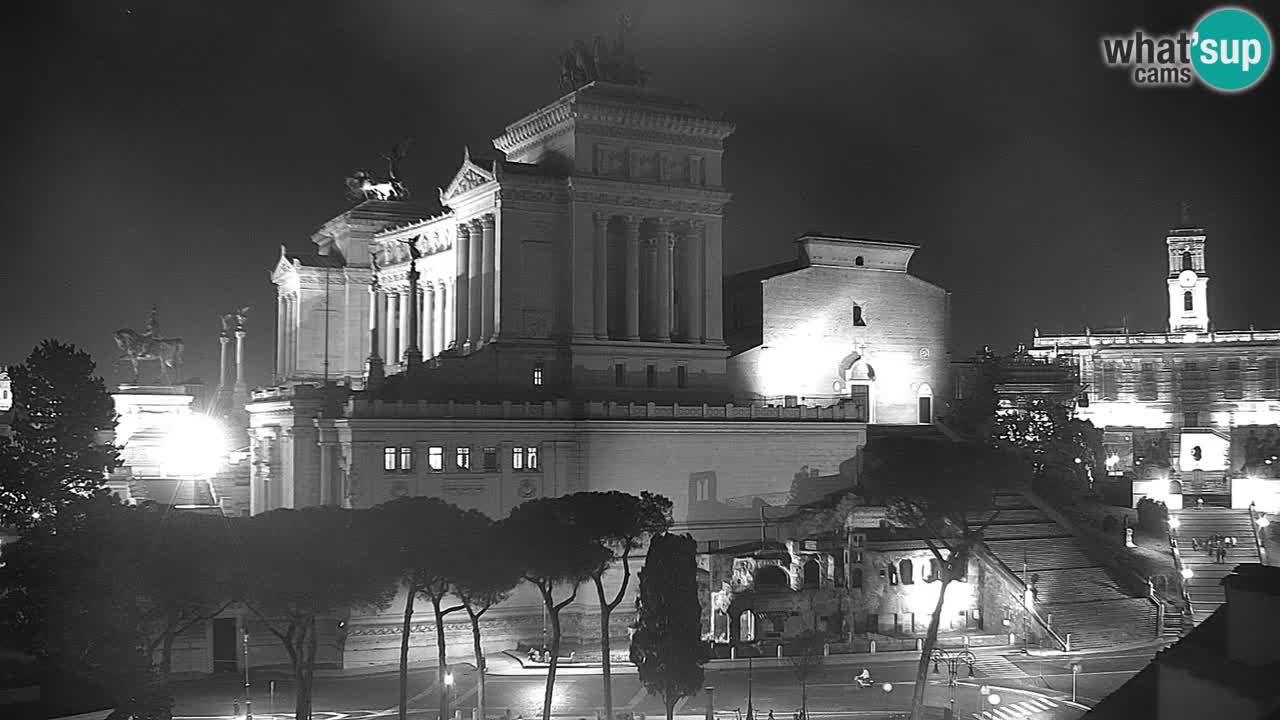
[559,14,648,94]
[346,141,411,201]
[113,306,185,385]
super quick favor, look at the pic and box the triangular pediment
[440,148,496,204]
[271,246,298,284]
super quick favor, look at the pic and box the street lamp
[1181,567,1194,580]
[1070,661,1083,703]
[445,669,455,720]
[243,630,252,720]
[881,682,893,694]
[979,685,990,716]
[705,686,716,720]
[930,648,975,717]
[988,693,1001,708]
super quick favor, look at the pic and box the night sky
[5,1,1278,389]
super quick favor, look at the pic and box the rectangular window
[852,304,866,327]
[384,447,397,472]
[428,446,444,472]
[532,362,544,386]
[1266,359,1280,393]
[527,445,539,471]
[646,364,657,388]
[455,446,471,471]
[1099,361,1118,400]
[398,447,413,472]
[677,365,688,389]
[1225,359,1243,399]
[512,446,525,471]
[1181,361,1208,394]
[1138,362,1158,401]
[483,446,498,472]
[614,363,626,387]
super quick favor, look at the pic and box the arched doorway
[802,559,820,588]
[917,383,934,424]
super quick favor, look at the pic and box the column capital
[622,214,642,230]
[689,218,707,232]
[469,216,485,231]
[479,213,496,229]
[593,211,611,224]
[654,216,672,231]
[457,222,472,237]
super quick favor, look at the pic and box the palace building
[242,80,954,669]
[1030,221,1280,512]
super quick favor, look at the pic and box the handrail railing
[1167,522,1195,622]
[1248,502,1269,566]
[971,542,1070,651]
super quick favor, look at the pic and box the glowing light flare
[988,694,1001,706]
[160,414,226,478]
[1257,516,1270,528]
[1168,517,1181,530]
[1181,567,1194,580]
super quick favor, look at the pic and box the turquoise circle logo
[1192,6,1273,92]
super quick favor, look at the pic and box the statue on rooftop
[221,307,250,333]
[346,141,411,201]
[559,14,648,93]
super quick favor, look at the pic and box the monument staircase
[1172,468,1231,498]
[1170,507,1260,625]
[972,492,1159,650]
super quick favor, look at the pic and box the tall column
[284,295,295,377]
[593,212,609,339]
[404,259,422,370]
[423,284,436,358]
[624,215,641,341]
[704,218,725,344]
[656,217,673,342]
[384,291,396,363]
[366,282,384,387]
[437,282,448,351]
[397,290,411,365]
[319,443,334,506]
[481,214,496,342]
[686,221,706,343]
[469,219,484,348]
[455,224,471,351]
[219,332,231,391]
[275,297,285,381]
[234,328,247,393]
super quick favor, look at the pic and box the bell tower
[1166,215,1210,333]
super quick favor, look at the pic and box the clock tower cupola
[1166,212,1210,333]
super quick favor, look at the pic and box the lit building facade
[1031,223,1280,512]
[245,81,955,668]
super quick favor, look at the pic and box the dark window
[1182,251,1193,271]
[917,396,932,424]
[482,447,498,472]
[1267,358,1280,394]
[1184,291,1194,312]
[1100,362,1119,400]
[802,559,820,588]
[852,304,866,327]
[1184,411,1200,428]
[899,559,914,585]
[646,364,656,388]
[850,567,863,588]
[926,558,941,582]
[1225,359,1243,399]
[854,255,864,266]
[614,363,626,386]
[677,365,688,388]
[755,565,788,589]
[834,553,846,588]
[1139,362,1158,401]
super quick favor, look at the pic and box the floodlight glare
[160,414,226,478]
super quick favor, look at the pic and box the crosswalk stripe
[992,708,1019,720]
[1007,704,1034,717]
[1039,697,1058,707]
[1025,698,1051,710]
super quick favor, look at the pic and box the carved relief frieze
[443,483,485,497]
[572,190,726,216]
[662,153,690,183]
[597,145,627,177]
[629,149,659,180]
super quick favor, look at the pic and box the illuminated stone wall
[727,236,950,424]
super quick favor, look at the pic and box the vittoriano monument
[113,306,185,385]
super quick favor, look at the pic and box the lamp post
[930,648,975,718]
[1070,661,1083,703]
[746,656,754,720]
[978,685,990,717]
[243,630,252,720]
[705,686,715,720]
[445,669,455,720]
[1022,587,1036,654]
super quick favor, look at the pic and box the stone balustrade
[343,398,870,421]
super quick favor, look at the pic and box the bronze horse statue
[113,328,185,385]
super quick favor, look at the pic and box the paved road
[170,649,1127,720]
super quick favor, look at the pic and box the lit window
[428,446,444,472]
[614,363,626,386]
[398,447,413,472]
[527,445,539,471]
[512,446,525,471]
[483,447,498,472]
[646,364,656,388]
[677,365,688,389]
[533,362,544,386]
[384,447,397,472]
[456,446,471,471]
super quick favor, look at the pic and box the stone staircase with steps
[1173,469,1231,496]
[1171,507,1261,624]
[974,493,1159,651]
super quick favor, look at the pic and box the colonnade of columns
[372,278,456,366]
[456,214,497,351]
[276,291,300,379]
[592,213,711,343]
